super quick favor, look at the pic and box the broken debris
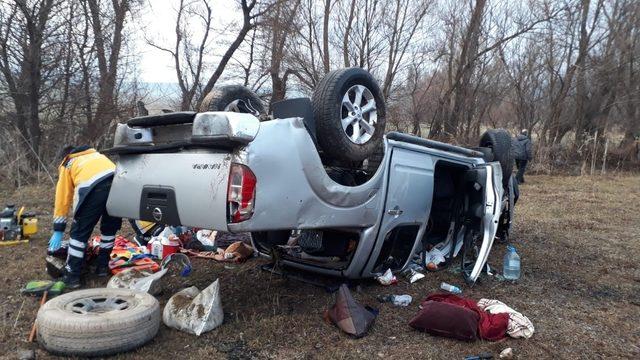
[324,284,377,338]
[376,269,397,285]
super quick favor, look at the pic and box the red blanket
[422,293,509,341]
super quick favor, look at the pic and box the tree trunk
[573,0,590,145]
[85,0,129,143]
[322,0,331,73]
[444,0,486,138]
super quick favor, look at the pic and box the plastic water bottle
[503,245,521,280]
[440,282,462,294]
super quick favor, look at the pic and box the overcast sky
[135,0,238,84]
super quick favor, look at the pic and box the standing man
[48,145,122,288]
[513,129,533,184]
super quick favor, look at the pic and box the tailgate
[106,152,231,230]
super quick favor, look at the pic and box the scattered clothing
[425,245,448,270]
[181,249,220,260]
[94,236,159,274]
[110,256,159,274]
[212,241,254,262]
[409,300,479,341]
[420,293,509,341]
[325,284,377,338]
[477,299,534,339]
[182,241,254,263]
[108,254,191,295]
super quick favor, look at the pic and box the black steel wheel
[200,85,266,117]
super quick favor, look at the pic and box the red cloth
[422,293,509,341]
[409,301,479,341]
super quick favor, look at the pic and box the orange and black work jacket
[52,147,116,232]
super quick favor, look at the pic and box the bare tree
[148,0,212,111]
[84,0,131,143]
[380,0,431,99]
[196,0,277,110]
[262,0,301,107]
[573,0,605,144]
[0,0,55,162]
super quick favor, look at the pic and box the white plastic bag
[107,268,167,295]
[196,229,216,247]
[376,268,397,285]
[106,253,191,295]
[163,279,223,336]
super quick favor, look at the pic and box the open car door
[461,162,505,283]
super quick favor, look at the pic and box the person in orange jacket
[48,145,122,288]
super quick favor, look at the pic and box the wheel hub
[68,296,132,314]
[341,84,377,144]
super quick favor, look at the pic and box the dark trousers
[66,179,122,276]
[515,159,528,184]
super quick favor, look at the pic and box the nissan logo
[152,207,163,221]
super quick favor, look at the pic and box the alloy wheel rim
[341,84,377,144]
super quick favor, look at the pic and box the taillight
[227,163,256,223]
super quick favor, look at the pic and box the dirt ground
[1,175,639,359]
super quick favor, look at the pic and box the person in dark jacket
[513,129,533,184]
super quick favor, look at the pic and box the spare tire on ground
[199,85,266,116]
[37,288,160,357]
[312,67,387,162]
[479,129,514,187]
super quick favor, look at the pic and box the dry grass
[1,175,639,359]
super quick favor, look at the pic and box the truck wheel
[37,288,160,357]
[470,146,494,162]
[312,68,386,162]
[479,129,513,187]
[200,85,266,116]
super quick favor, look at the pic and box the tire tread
[36,288,160,357]
[312,68,386,162]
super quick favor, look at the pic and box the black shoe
[95,266,109,278]
[62,274,81,290]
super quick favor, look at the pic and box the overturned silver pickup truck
[106,68,517,283]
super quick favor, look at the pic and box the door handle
[387,206,403,216]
